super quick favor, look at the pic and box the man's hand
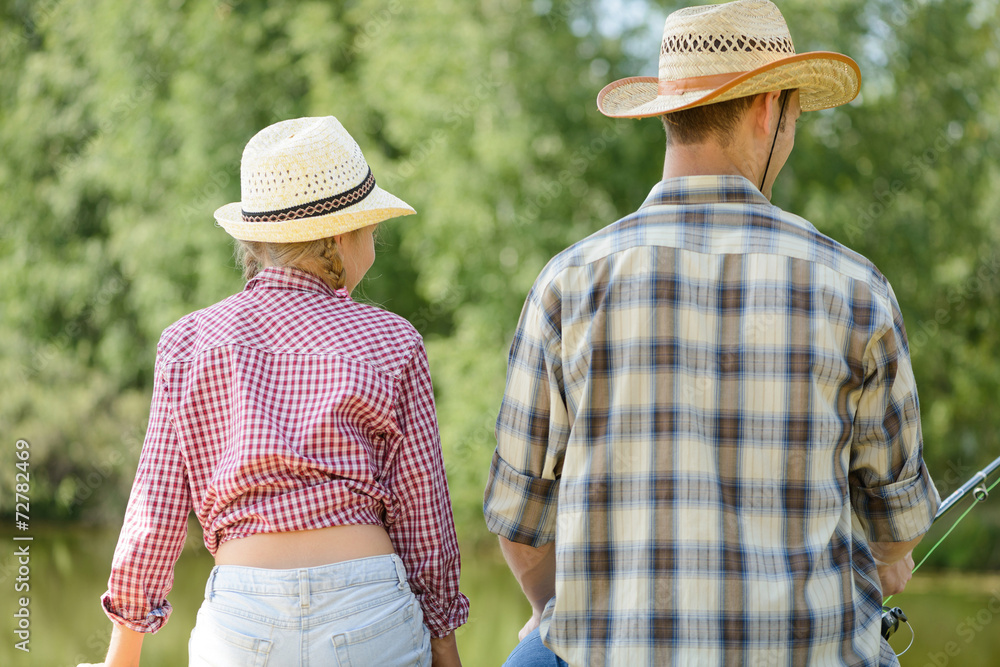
[875,551,915,596]
[498,536,556,636]
[870,536,923,597]
[518,610,542,641]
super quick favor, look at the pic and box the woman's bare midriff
[214,524,395,568]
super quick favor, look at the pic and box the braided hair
[235,235,348,291]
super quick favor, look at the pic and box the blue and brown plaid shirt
[485,175,939,666]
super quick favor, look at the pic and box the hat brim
[597,51,860,119]
[214,185,416,243]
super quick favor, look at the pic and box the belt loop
[299,569,310,609]
[206,566,219,602]
[392,555,408,591]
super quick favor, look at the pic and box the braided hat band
[597,0,860,118]
[215,117,414,243]
[240,169,376,223]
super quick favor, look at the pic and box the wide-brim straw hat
[597,0,861,118]
[215,116,415,243]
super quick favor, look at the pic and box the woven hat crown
[596,0,860,118]
[659,0,795,81]
[214,116,415,243]
[240,117,372,221]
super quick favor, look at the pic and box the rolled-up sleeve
[485,287,567,547]
[484,452,560,546]
[850,296,940,543]
[384,342,469,637]
[101,362,191,633]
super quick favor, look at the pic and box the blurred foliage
[0,0,998,570]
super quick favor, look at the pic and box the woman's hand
[430,631,462,667]
[89,624,143,667]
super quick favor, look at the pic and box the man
[483,1,940,665]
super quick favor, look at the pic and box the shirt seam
[157,340,417,380]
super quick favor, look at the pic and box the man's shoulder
[531,202,655,288]
[770,208,893,299]
[538,225,617,276]
[527,178,898,311]
[535,203,886,286]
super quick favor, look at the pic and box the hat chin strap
[759,91,790,193]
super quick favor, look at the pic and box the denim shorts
[188,554,431,666]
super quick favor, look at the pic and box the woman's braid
[321,236,347,290]
[234,236,347,291]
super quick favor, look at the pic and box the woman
[91,116,468,666]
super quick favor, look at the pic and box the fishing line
[911,474,999,576]
[883,473,1000,608]
[881,466,999,655]
[893,617,915,657]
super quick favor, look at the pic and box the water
[0,524,996,666]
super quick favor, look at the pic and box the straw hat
[597,0,860,118]
[214,116,415,243]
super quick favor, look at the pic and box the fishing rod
[881,453,1000,647]
[932,455,1000,520]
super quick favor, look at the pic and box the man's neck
[662,139,759,184]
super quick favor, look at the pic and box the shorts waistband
[205,553,408,603]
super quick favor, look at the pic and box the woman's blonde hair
[235,235,348,290]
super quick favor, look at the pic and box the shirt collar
[244,266,350,299]
[640,175,772,209]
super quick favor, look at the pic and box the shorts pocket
[189,606,273,667]
[331,596,429,667]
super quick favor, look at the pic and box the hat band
[241,168,376,224]
[658,71,750,96]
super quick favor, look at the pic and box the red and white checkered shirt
[101,266,469,637]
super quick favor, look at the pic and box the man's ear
[754,91,783,138]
